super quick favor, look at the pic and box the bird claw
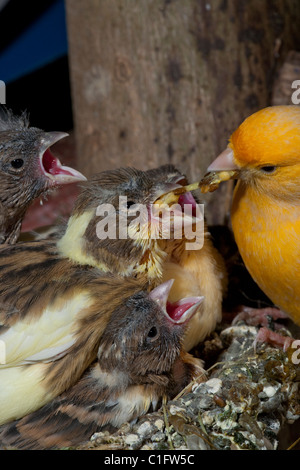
[232,306,292,353]
[232,306,288,329]
[253,326,294,353]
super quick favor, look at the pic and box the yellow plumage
[208,105,300,326]
[57,211,109,272]
[0,293,92,424]
[161,236,226,350]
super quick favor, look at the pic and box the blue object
[0,0,68,84]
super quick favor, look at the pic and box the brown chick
[0,281,203,449]
[0,106,86,244]
[0,237,147,425]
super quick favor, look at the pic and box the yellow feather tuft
[57,211,109,271]
[0,364,52,424]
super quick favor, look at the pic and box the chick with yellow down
[207,105,300,328]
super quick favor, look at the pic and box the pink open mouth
[166,299,200,323]
[39,132,87,185]
[149,280,203,324]
[178,191,198,217]
[171,174,199,217]
[151,181,200,231]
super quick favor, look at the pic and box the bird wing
[0,292,92,368]
[0,240,94,368]
[0,366,158,449]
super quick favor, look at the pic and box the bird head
[97,279,203,392]
[145,163,188,186]
[205,106,300,201]
[58,167,201,277]
[0,107,86,212]
[146,163,200,212]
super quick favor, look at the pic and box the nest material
[78,321,300,451]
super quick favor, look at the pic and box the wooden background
[65,0,300,225]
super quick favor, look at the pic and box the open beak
[152,182,184,204]
[151,182,202,231]
[149,148,239,202]
[39,132,87,185]
[149,280,203,325]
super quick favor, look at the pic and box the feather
[0,285,203,449]
[0,107,86,244]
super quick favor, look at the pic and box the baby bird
[0,107,86,244]
[20,164,226,354]
[22,165,225,350]
[206,105,300,331]
[0,281,203,449]
[146,164,227,350]
[56,166,192,280]
[0,167,190,425]
[0,240,147,425]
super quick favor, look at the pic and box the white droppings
[124,434,140,446]
[206,378,222,394]
[154,419,164,431]
[263,385,278,398]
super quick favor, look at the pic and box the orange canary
[206,105,300,327]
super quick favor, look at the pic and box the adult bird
[0,280,203,449]
[205,105,300,336]
[0,107,86,244]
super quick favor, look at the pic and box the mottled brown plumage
[0,165,223,424]
[0,167,187,425]
[0,107,86,244]
[0,282,202,449]
[21,165,226,350]
[0,237,150,424]
[57,166,188,279]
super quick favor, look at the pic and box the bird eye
[11,158,24,169]
[147,326,159,341]
[260,165,277,174]
[126,200,135,209]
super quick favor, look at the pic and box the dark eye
[11,158,24,169]
[147,326,159,340]
[126,200,135,209]
[260,165,277,173]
